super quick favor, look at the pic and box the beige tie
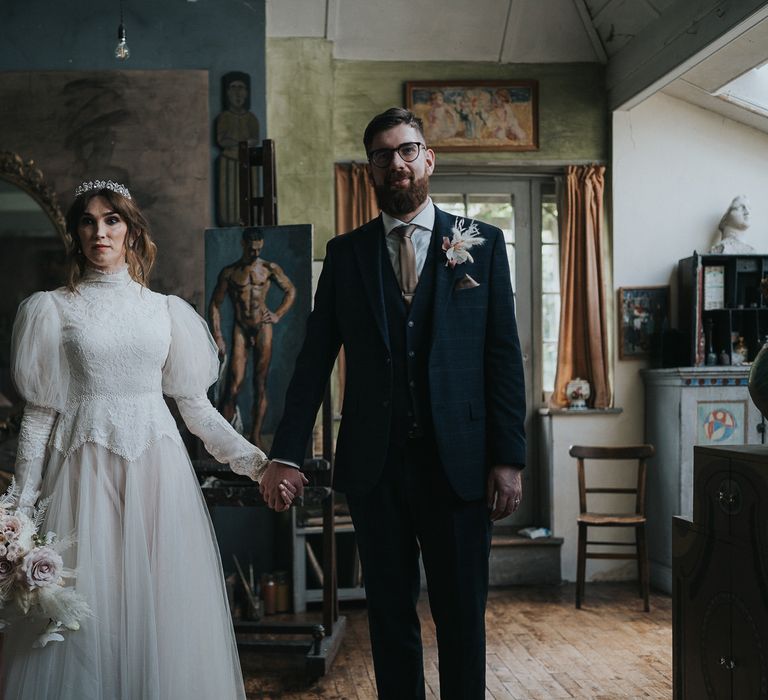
[393,224,418,306]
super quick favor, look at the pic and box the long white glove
[174,395,267,481]
[15,405,57,510]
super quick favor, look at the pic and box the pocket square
[455,274,480,291]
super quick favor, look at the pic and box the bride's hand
[279,479,297,507]
[259,461,309,511]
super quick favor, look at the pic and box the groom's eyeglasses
[367,142,425,168]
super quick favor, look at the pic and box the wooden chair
[238,139,277,226]
[569,444,654,611]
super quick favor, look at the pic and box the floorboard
[241,583,672,699]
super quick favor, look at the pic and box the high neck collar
[81,264,132,286]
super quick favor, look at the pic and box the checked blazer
[270,205,526,500]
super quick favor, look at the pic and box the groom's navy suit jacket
[271,205,526,501]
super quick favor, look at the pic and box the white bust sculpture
[710,195,755,254]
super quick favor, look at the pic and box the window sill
[538,407,623,416]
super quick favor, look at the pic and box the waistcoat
[381,230,438,447]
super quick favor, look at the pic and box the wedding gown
[4,266,266,699]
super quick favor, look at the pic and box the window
[541,194,560,395]
[431,178,560,402]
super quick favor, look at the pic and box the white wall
[613,91,768,444]
[547,412,638,584]
[613,91,768,307]
[553,91,768,583]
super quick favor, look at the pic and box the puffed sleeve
[163,296,267,481]
[162,295,219,399]
[11,291,68,412]
[11,292,66,509]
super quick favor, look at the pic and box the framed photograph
[205,224,313,452]
[618,286,670,359]
[404,80,538,152]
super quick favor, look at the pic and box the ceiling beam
[572,0,608,63]
[325,0,339,41]
[608,0,768,110]
[682,16,768,92]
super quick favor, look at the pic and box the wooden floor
[241,583,672,699]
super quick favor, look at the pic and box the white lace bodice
[52,268,176,460]
[11,267,266,505]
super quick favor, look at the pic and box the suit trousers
[345,435,492,700]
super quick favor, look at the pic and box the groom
[260,107,526,699]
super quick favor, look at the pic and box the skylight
[715,61,768,116]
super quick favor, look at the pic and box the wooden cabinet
[641,367,764,594]
[678,253,768,367]
[673,445,768,699]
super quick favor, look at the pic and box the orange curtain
[332,164,379,417]
[334,162,378,233]
[551,165,611,409]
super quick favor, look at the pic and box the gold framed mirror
[0,152,67,447]
[0,152,65,238]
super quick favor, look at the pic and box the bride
[4,180,300,699]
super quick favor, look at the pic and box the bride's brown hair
[64,189,157,291]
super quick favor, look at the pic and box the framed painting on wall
[618,285,670,359]
[404,80,538,152]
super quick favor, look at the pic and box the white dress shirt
[382,198,435,286]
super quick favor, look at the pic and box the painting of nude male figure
[205,225,312,450]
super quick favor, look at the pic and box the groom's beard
[374,171,430,218]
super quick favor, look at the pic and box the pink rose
[20,547,63,589]
[5,543,23,562]
[0,558,14,582]
[1,516,23,542]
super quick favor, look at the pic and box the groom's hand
[259,461,309,512]
[486,465,523,521]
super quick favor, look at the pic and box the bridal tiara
[74,179,132,200]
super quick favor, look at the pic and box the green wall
[267,38,608,258]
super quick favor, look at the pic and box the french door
[431,174,560,526]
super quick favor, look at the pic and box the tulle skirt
[3,437,246,700]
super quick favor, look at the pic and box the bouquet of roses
[0,480,91,647]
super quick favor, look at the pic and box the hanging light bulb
[115,24,130,60]
[115,0,130,60]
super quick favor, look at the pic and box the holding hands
[259,460,309,511]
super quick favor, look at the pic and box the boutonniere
[442,218,486,268]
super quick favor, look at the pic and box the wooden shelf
[305,587,365,603]
[293,509,363,613]
[297,524,356,535]
[678,252,768,366]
